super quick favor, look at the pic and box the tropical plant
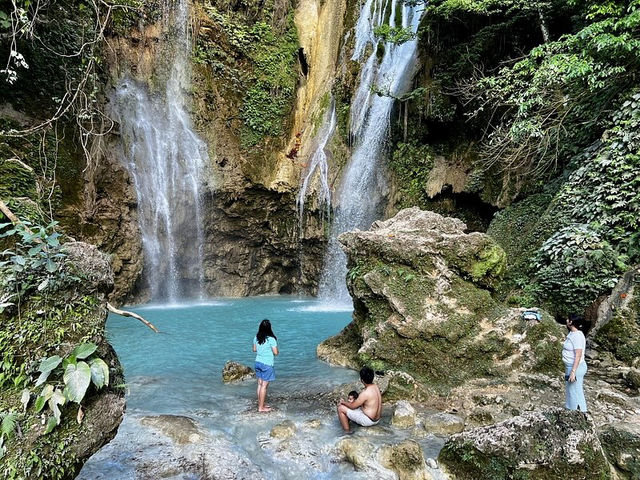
[26,342,109,434]
[0,221,73,306]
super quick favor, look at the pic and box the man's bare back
[337,367,382,433]
[358,384,382,421]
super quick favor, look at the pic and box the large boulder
[317,207,564,393]
[599,421,640,479]
[438,407,611,479]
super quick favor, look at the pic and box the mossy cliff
[0,241,124,479]
[317,207,565,395]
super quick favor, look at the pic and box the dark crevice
[298,48,309,76]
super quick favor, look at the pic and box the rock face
[421,412,465,435]
[439,407,611,480]
[317,207,565,393]
[222,361,255,383]
[392,400,417,428]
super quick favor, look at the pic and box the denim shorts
[255,361,275,382]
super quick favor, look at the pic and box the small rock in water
[422,412,465,435]
[304,418,323,429]
[426,457,438,469]
[222,361,255,383]
[270,420,297,439]
[336,437,374,470]
[392,400,416,428]
[139,415,203,445]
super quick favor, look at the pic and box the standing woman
[562,314,588,412]
[253,319,278,412]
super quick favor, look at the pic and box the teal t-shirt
[254,336,277,366]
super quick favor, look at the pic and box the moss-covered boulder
[0,241,124,479]
[439,407,611,480]
[599,422,640,480]
[317,207,564,394]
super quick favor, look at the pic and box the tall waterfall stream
[110,0,208,302]
[317,0,423,303]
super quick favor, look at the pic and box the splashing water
[318,0,423,303]
[109,0,208,302]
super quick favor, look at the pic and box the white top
[562,330,586,366]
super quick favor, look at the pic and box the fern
[1,412,18,439]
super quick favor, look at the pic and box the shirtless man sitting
[337,367,382,433]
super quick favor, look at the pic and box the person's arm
[569,349,582,382]
[252,338,256,352]
[271,338,278,356]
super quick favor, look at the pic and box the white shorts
[346,407,379,427]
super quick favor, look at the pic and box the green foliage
[388,142,435,208]
[528,90,640,314]
[196,5,299,148]
[460,0,640,180]
[373,25,416,44]
[0,221,73,307]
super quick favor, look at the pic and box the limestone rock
[439,407,610,479]
[422,412,465,435]
[63,241,115,294]
[140,415,203,445]
[379,440,433,480]
[392,400,416,429]
[317,207,562,393]
[270,420,297,439]
[222,361,255,383]
[337,437,375,470]
[599,421,640,479]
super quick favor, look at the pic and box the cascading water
[297,100,337,222]
[318,0,423,302]
[109,0,208,302]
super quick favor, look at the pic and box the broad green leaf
[45,259,58,273]
[89,358,109,388]
[63,362,91,403]
[48,389,66,423]
[37,278,49,291]
[35,370,52,387]
[71,343,97,360]
[38,355,62,373]
[44,416,58,434]
[13,255,26,266]
[28,245,43,256]
[35,395,46,413]
[20,389,30,412]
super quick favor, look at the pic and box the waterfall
[318,0,422,302]
[110,0,208,302]
[297,101,337,222]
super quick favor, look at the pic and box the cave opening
[427,186,499,232]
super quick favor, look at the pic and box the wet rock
[270,420,297,439]
[337,437,375,470]
[422,412,465,435]
[392,400,416,428]
[379,440,433,480]
[626,368,640,390]
[304,418,323,429]
[426,457,438,469]
[599,421,640,479]
[140,415,203,445]
[222,360,255,383]
[439,407,610,479]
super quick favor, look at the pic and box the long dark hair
[256,319,276,344]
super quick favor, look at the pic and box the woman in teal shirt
[253,319,279,412]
